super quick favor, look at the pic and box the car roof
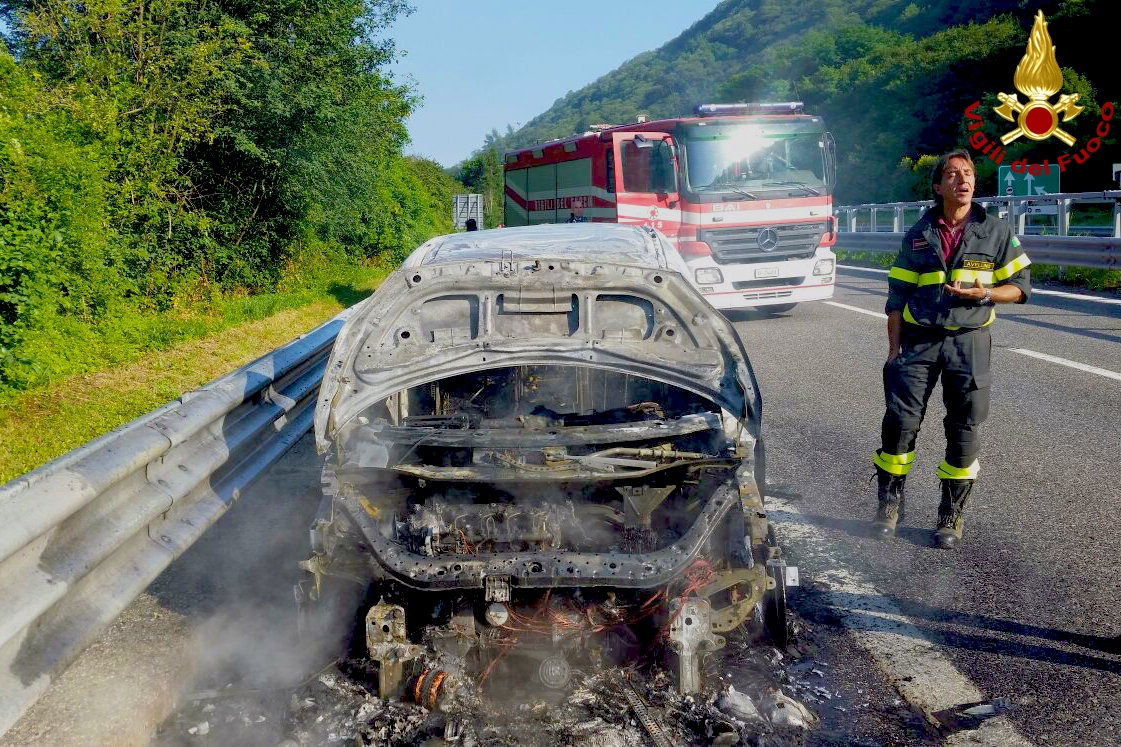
[402,223,688,274]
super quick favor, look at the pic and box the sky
[385,1,722,168]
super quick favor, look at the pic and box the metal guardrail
[834,232,1121,270]
[0,308,352,736]
[836,192,1121,270]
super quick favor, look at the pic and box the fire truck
[503,102,838,313]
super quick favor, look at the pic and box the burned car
[300,223,788,701]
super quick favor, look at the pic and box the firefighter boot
[935,478,974,549]
[871,467,906,538]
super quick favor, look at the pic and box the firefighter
[872,149,1031,548]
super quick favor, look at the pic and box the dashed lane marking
[838,265,1121,306]
[767,494,1035,747]
[823,301,886,319]
[1009,348,1121,382]
[825,295,1121,382]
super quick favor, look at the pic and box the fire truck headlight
[695,268,724,285]
[813,258,835,276]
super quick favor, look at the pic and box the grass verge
[0,258,394,483]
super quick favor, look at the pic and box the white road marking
[767,495,1035,747]
[823,301,886,319]
[826,277,1121,381]
[1009,348,1121,382]
[837,264,890,274]
[1028,289,1121,306]
[838,265,1121,306]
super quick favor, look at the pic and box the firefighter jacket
[885,204,1031,330]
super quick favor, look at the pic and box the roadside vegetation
[0,1,467,479]
[1,1,460,401]
[467,0,1115,205]
[0,260,391,482]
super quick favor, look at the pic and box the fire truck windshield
[680,121,829,198]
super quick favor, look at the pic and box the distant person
[567,205,588,223]
[870,149,1031,549]
[465,218,478,231]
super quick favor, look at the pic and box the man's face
[934,156,975,209]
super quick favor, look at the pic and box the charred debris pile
[159,617,825,747]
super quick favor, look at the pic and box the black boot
[935,478,974,549]
[872,467,906,538]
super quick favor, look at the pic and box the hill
[462,0,1116,205]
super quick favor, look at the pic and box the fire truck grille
[731,276,805,290]
[699,222,828,265]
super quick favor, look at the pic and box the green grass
[0,252,394,404]
[0,254,398,481]
[835,250,894,269]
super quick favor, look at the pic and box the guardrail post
[871,207,878,232]
[893,207,903,233]
[1016,198,1026,235]
[848,208,857,233]
[1113,199,1120,238]
[1055,197,1071,279]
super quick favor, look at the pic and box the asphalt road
[732,267,1121,746]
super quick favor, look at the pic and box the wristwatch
[981,288,993,305]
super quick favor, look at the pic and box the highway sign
[998,165,1059,214]
[998,165,1059,197]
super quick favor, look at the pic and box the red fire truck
[503,102,838,313]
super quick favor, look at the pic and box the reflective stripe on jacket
[885,204,1031,330]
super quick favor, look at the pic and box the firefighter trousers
[878,325,991,478]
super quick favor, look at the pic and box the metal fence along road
[0,309,352,735]
[836,191,1121,270]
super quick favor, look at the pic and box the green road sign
[997,165,1060,198]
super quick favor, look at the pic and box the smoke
[148,435,353,746]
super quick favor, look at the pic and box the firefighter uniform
[874,203,1030,544]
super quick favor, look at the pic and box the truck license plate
[755,267,779,279]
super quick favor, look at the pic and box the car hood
[314,257,761,452]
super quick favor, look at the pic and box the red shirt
[935,213,969,265]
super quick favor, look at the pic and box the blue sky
[386,1,722,168]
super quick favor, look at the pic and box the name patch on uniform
[962,259,994,270]
[913,239,931,251]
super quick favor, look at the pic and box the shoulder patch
[962,259,995,270]
[1011,236,1022,248]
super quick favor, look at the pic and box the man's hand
[886,310,902,363]
[944,277,988,301]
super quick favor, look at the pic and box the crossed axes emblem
[994,92,1083,146]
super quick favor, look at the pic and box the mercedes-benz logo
[757,228,780,252]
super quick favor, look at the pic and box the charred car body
[301,223,787,699]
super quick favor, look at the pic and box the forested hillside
[464,0,1115,208]
[0,0,461,394]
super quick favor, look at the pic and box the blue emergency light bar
[695,102,804,117]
